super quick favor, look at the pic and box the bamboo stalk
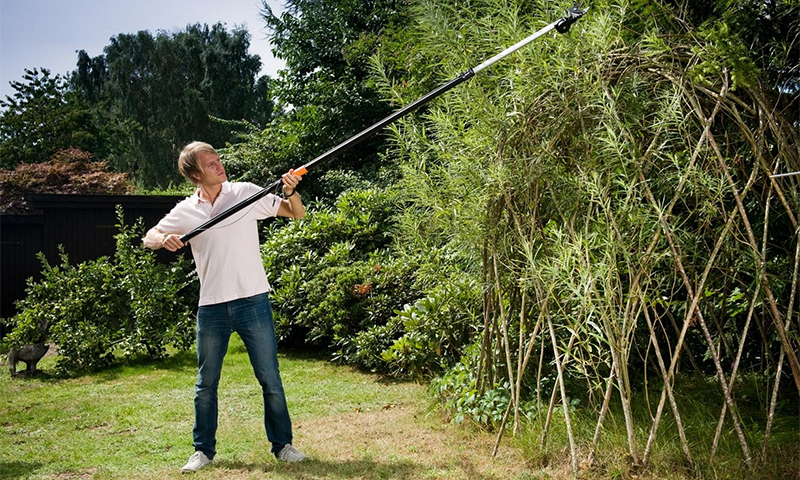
[610,335,641,466]
[492,247,517,417]
[711,283,758,456]
[642,306,694,465]
[514,291,527,436]
[664,308,703,379]
[540,328,578,450]
[588,369,616,466]
[515,298,547,434]
[709,133,800,395]
[541,356,559,450]
[492,395,515,457]
[479,238,491,394]
[763,225,799,453]
[547,316,578,474]
[711,185,772,455]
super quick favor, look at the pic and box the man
[143,141,308,472]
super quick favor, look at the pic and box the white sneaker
[276,444,308,463]
[181,451,212,473]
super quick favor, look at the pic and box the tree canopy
[1,23,273,189]
[0,68,103,168]
[220,0,412,200]
[72,23,270,188]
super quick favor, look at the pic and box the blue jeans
[193,293,292,458]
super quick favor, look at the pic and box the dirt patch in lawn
[207,400,560,480]
[292,402,532,479]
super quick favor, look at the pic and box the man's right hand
[160,232,187,252]
[143,228,186,251]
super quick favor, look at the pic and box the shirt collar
[192,181,231,204]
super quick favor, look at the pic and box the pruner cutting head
[555,4,589,34]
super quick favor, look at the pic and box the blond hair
[178,141,218,184]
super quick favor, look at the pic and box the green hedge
[3,207,198,375]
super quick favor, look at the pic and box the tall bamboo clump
[378,0,799,474]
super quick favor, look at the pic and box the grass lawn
[1,337,534,480]
[3,336,798,480]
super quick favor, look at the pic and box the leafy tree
[223,0,412,200]
[251,75,276,128]
[73,50,108,103]
[0,68,104,168]
[667,0,799,93]
[265,0,407,110]
[70,24,271,188]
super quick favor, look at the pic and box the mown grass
[2,338,798,480]
[0,337,530,480]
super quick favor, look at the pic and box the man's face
[195,151,227,186]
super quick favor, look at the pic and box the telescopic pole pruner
[770,171,800,178]
[180,4,588,243]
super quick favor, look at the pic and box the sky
[0,0,287,101]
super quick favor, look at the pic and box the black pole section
[179,5,587,243]
[302,69,476,174]
[179,70,475,243]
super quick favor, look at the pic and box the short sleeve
[237,182,281,219]
[154,200,192,235]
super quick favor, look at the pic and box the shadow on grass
[276,346,423,388]
[212,456,508,480]
[91,349,198,382]
[8,348,198,384]
[0,461,43,480]
[9,343,414,388]
[215,458,421,479]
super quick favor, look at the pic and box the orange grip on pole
[290,166,307,176]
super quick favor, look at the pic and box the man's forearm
[285,192,306,219]
[143,228,166,250]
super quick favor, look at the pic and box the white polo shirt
[155,181,281,306]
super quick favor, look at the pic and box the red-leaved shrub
[0,148,133,213]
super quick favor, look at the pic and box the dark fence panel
[1,194,186,326]
[0,214,45,329]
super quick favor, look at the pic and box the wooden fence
[0,194,186,334]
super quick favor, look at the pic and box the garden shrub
[330,255,421,369]
[0,148,132,213]
[6,251,125,372]
[380,275,481,378]
[339,317,404,372]
[430,343,513,426]
[264,188,419,349]
[3,206,197,374]
[263,186,489,374]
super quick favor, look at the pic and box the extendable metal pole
[180,5,587,243]
[770,171,800,178]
